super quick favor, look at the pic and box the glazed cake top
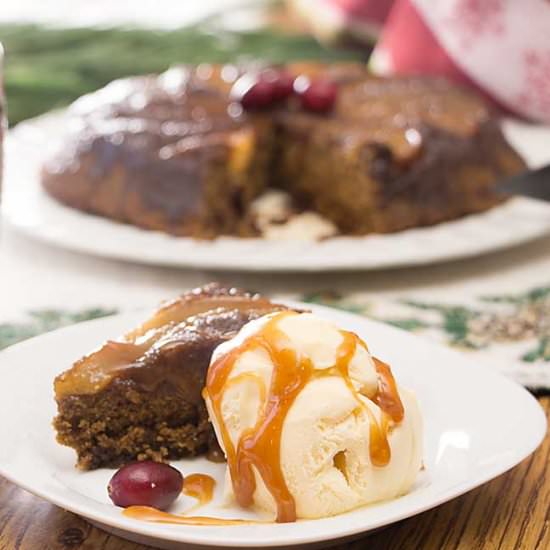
[54,284,287,400]
[62,62,492,165]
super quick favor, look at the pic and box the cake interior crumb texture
[54,380,211,469]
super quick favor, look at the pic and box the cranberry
[108,461,183,510]
[262,69,296,101]
[295,77,338,113]
[231,74,275,110]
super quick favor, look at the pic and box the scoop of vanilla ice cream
[205,312,423,520]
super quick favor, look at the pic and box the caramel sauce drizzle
[332,335,404,468]
[372,357,405,424]
[205,312,306,523]
[182,474,216,506]
[123,506,262,526]
[204,312,405,524]
[124,474,250,527]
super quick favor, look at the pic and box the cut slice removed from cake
[53,283,287,470]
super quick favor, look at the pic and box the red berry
[231,74,275,110]
[296,78,338,113]
[108,461,183,510]
[262,69,295,101]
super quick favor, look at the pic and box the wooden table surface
[0,398,547,550]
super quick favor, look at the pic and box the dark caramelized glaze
[54,284,285,399]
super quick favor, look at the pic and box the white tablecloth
[2,217,550,390]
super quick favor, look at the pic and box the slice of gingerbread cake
[53,283,286,469]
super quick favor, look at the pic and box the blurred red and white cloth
[290,0,550,124]
[288,0,394,40]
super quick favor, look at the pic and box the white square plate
[0,302,545,549]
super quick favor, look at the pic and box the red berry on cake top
[231,74,275,110]
[295,76,338,113]
[262,69,296,101]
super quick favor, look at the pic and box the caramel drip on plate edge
[204,312,405,524]
[124,473,233,526]
[123,506,262,526]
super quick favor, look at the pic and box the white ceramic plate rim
[0,301,546,547]
[4,112,550,272]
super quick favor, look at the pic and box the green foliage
[0,308,117,351]
[0,24,363,125]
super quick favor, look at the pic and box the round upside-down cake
[41,62,525,238]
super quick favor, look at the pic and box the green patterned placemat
[0,308,117,351]
[302,283,550,394]
[304,285,550,362]
[2,286,548,395]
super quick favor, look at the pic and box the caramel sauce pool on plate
[123,506,260,526]
[182,473,216,506]
[123,473,248,526]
